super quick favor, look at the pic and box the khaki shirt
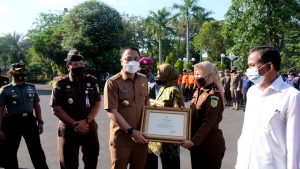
[103,70,148,145]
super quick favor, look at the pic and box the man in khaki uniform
[104,47,149,169]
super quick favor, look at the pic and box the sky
[0,0,231,35]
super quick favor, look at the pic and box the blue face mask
[246,64,268,85]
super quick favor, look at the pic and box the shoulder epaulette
[86,74,97,80]
[137,72,146,78]
[109,73,121,81]
[2,83,12,89]
[55,75,68,82]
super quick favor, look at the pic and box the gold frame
[141,106,191,143]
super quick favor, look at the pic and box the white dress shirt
[236,76,300,169]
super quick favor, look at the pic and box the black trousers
[58,121,99,169]
[2,114,49,169]
[144,152,158,169]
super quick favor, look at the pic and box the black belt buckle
[22,113,28,117]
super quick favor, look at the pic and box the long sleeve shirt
[236,76,300,169]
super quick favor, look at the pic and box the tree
[0,32,29,68]
[29,12,67,76]
[193,20,226,62]
[173,0,203,62]
[146,8,173,64]
[223,0,300,70]
[62,0,124,74]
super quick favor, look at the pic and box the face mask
[13,73,26,82]
[139,69,148,75]
[196,77,206,87]
[72,67,84,77]
[246,65,267,85]
[154,76,163,85]
[123,61,140,74]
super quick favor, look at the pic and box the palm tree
[173,0,203,62]
[146,8,173,64]
[0,32,29,68]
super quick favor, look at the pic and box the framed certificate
[141,106,191,143]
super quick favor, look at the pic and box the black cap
[10,63,26,71]
[65,49,84,63]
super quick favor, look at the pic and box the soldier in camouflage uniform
[50,50,101,169]
[152,64,184,169]
[181,61,225,169]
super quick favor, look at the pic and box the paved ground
[5,84,245,169]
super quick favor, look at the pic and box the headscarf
[194,61,225,103]
[157,64,179,87]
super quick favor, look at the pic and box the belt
[7,112,33,117]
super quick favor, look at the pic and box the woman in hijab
[147,64,184,169]
[181,61,226,169]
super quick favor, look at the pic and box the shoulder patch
[109,73,121,81]
[137,72,146,78]
[210,96,219,108]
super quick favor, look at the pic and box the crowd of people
[0,45,299,169]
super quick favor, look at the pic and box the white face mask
[246,64,267,85]
[123,61,140,74]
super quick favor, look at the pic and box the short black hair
[249,45,281,71]
[120,47,140,57]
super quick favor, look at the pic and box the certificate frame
[141,106,191,143]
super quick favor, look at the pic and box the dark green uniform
[0,83,48,169]
[50,74,100,169]
[0,76,9,88]
[0,76,9,167]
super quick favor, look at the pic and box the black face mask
[71,67,84,77]
[196,77,206,87]
[154,76,163,85]
[13,73,26,82]
[139,69,148,75]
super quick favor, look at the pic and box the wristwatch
[125,128,133,135]
[86,117,93,124]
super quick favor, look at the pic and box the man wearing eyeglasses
[50,50,101,169]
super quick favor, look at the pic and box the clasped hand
[73,120,90,134]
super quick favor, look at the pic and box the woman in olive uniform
[181,61,226,169]
[150,64,184,169]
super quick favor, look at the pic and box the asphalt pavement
[3,84,245,169]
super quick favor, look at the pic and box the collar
[68,72,74,82]
[68,72,85,82]
[266,75,284,92]
[11,81,25,86]
[120,70,136,80]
